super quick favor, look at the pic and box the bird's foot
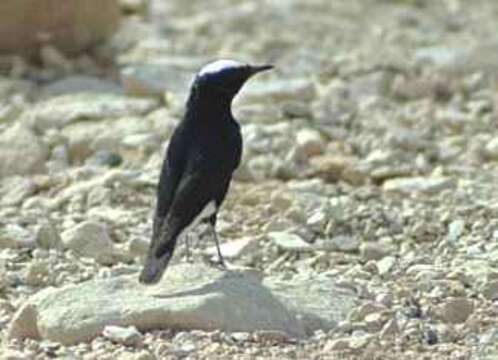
[208,257,228,270]
[217,259,227,270]
[184,234,194,263]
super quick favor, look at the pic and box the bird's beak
[249,64,274,75]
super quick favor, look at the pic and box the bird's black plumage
[139,60,273,284]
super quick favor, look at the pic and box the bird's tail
[139,222,179,285]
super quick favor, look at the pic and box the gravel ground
[2,0,498,359]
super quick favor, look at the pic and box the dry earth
[2,0,498,359]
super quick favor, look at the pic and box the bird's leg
[210,225,226,268]
[184,233,192,262]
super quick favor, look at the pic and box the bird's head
[191,59,273,101]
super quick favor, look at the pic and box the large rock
[0,123,48,177]
[8,264,357,345]
[0,0,120,57]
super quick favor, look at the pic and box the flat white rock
[8,263,357,345]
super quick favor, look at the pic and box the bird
[139,59,273,285]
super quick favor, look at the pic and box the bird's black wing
[140,169,217,283]
[207,119,242,212]
[155,170,217,258]
[229,120,243,171]
[153,123,189,235]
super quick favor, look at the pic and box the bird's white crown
[198,60,245,77]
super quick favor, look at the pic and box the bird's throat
[186,91,233,120]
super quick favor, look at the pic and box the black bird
[139,59,273,284]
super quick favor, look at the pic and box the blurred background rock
[0,0,121,58]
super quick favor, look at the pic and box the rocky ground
[2,0,498,358]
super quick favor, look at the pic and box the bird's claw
[208,257,227,270]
